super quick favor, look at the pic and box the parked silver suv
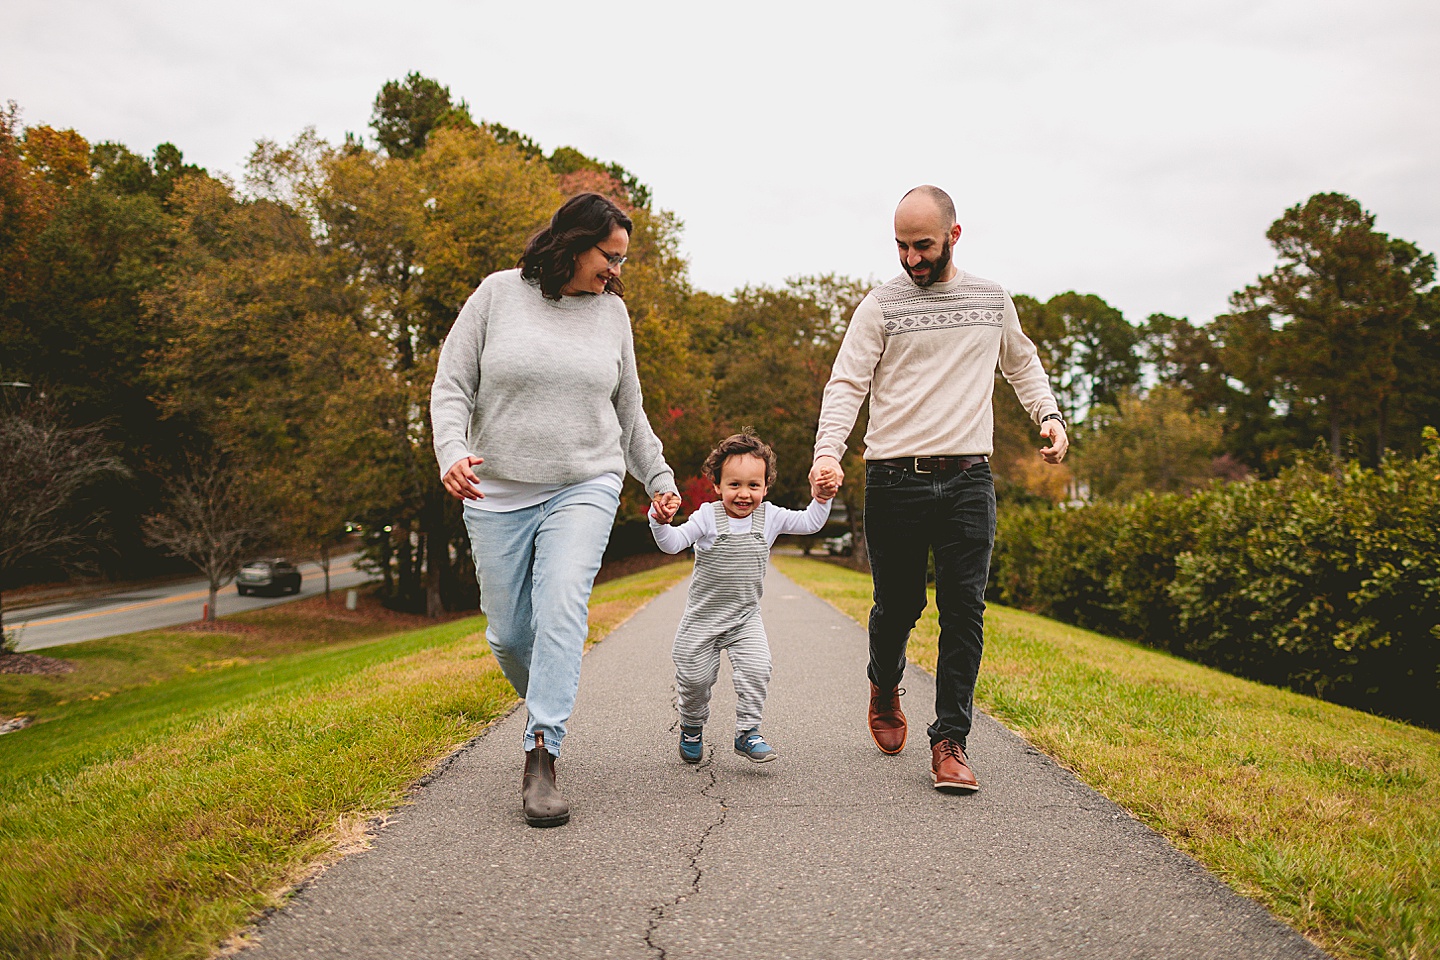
[237,558,302,597]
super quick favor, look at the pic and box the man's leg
[864,465,932,688]
[863,463,933,753]
[927,463,996,751]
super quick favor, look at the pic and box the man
[810,185,1067,792]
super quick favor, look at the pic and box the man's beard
[903,237,952,287]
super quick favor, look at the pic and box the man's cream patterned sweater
[814,270,1061,462]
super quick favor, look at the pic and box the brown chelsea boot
[522,731,571,827]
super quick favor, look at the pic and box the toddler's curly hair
[702,429,778,487]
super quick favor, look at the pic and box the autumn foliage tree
[0,392,127,646]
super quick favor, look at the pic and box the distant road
[10,555,375,652]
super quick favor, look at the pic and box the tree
[1225,193,1436,462]
[1072,385,1229,501]
[154,99,574,617]
[1045,291,1142,415]
[370,72,472,159]
[2,106,211,579]
[0,392,127,647]
[1139,313,1229,411]
[704,276,867,507]
[143,458,267,622]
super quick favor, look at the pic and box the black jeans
[864,459,996,749]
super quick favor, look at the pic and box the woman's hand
[442,456,485,501]
[650,491,681,524]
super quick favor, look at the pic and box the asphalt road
[244,567,1330,960]
[9,555,373,652]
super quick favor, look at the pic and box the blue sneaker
[734,728,777,763]
[679,725,704,764]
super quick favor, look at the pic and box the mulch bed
[594,551,688,584]
[0,652,77,675]
[172,619,266,634]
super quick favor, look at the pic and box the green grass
[774,556,1440,960]
[0,562,690,960]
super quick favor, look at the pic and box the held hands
[442,456,485,501]
[809,455,844,502]
[650,491,681,524]
[1039,419,1069,464]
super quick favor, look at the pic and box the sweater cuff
[438,442,473,479]
[644,469,678,498]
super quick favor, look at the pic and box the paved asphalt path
[10,554,372,652]
[245,567,1330,960]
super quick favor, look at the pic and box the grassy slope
[774,556,1439,960]
[0,563,689,960]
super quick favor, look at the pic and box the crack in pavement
[645,691,730,959]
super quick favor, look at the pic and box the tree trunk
[422,492,447,618]
[1330,415,1343,467]
[1377,393,1389,462]
[207,582,218,621]
[396,525,416,605]
[379,527,394,595]
[844,489,870,574]
[0,588,8,650]
[320,542,332,603]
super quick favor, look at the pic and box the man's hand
[811,474,840,502]
[650,491,681,524]
[442,455,485,501]
[1039,420,1069,464]
[810,455,844,500]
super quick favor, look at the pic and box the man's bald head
[894,185,961,287]
[897,185,956,232]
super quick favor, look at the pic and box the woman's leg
[525,483,620,755]
[463,506,540,700]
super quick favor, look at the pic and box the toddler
[649,431,837,763]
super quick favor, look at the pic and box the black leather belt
[872,455,988,474]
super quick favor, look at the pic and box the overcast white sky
[4,0,1437,326]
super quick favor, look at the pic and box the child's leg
[673,628,723,728]
[725,617,773,735]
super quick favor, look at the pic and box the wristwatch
[1041,413,1067,431]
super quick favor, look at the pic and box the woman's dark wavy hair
[702,429,778,487]
[519,193,634,300]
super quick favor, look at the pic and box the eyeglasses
[596,247,628,268]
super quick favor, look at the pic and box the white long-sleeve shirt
[650,499,832,554]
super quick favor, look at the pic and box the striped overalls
[673,501,773,734]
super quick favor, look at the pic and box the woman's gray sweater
[430,269,677,497]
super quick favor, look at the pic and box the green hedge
[991,429,1440,727]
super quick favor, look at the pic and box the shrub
[992,429,1440,727]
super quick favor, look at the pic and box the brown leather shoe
[522,731,570,827]
[931,739,979,792]
[868,682,907,755]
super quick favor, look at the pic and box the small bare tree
[0,393,128,650]
[143,458,268,622]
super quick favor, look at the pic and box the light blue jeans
[462,483,619,756]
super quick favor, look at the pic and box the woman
[431,193,680,828]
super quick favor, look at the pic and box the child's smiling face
[714,453,769,520]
